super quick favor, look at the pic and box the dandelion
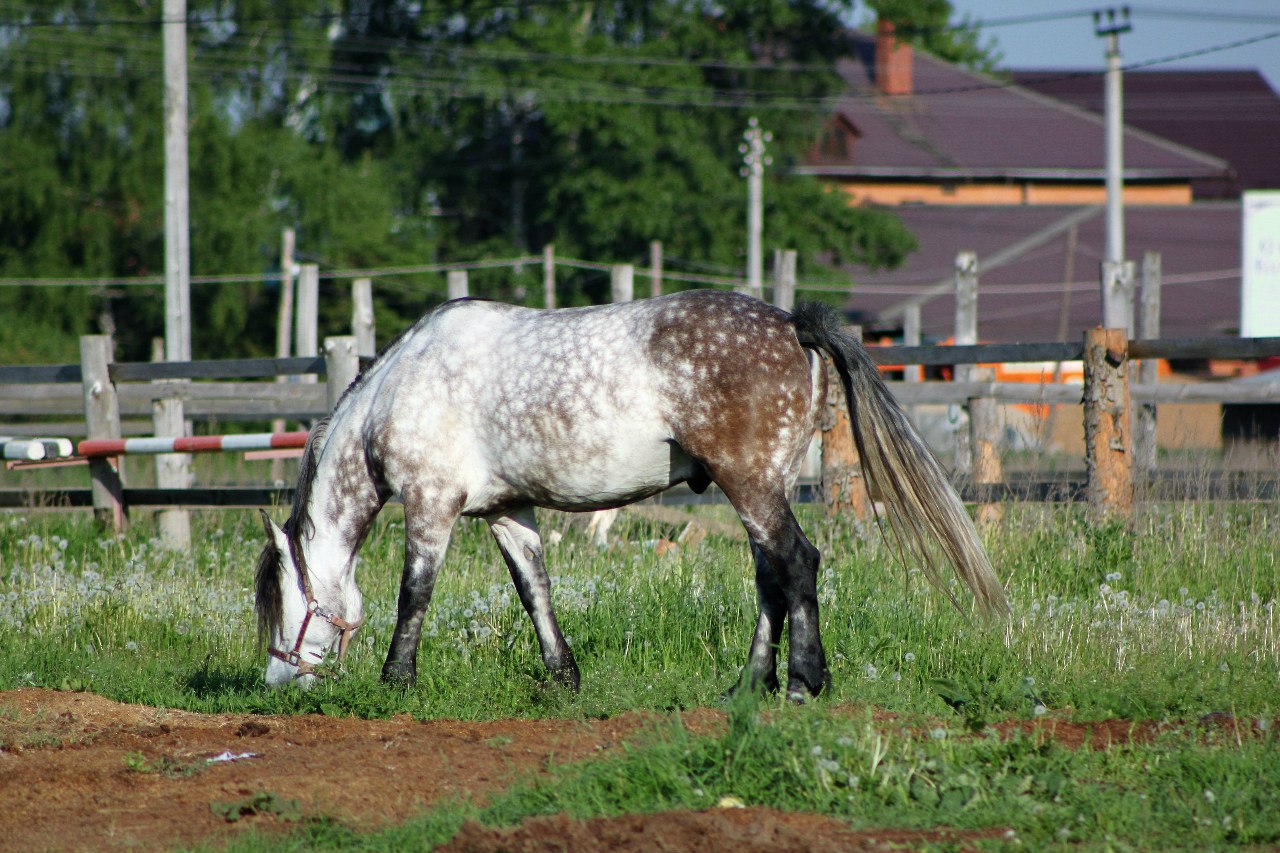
[929,728,947,740]
[1033,704,1049,717]
[1203,789,1216,803]
[903,651,916,663]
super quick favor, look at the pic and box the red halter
[267,568,363,678]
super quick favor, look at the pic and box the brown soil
[0,689,1264,853]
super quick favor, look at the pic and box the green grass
[1,500,1278,849]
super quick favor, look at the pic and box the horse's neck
[300,423,382,590]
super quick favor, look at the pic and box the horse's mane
[253,301,458,647]
[253,416,331,645]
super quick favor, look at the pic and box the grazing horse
[255,290,1008,697]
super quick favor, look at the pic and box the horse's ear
[259,509,289,554]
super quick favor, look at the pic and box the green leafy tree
[0,0,917,361]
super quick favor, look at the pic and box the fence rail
[2,329,1279,529]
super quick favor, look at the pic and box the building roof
[797,31,1230,183]
[841,203,1241,343]
[1011,69,1280,197]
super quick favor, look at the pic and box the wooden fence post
[969,394,1003,524]
[1083,327,1133,522]
[649,241,663,298]
[324,336,360,413]
[296,263,319,386]
[543,244,556,309]
[275,228,296,369]
[352,277,376,358]
[822,324,870,519]
[902,303,922,384]
[1135,252,1161,476]
[151,337,190,550]
[952,251,979,477]
[448,269,469,300]
[772,248,796,312]
[271,229,296,471]
[611,264,634,303]
[81,336,127,532]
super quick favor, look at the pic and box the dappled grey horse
[255,290,1008,698]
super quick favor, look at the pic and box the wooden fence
[3,328,1279,535]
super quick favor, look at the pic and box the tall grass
[3,500,1278,850]
[0,498,1275,722]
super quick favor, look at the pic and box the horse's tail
[790,302,1010,617]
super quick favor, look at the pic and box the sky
[946,1,1280,89]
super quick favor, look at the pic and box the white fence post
[543,244,556,309]
[772,248,796,312]
[151,337,190,550]
[611,264,634,303]
[1136,251,1161,476]
[295,263,320,385]
[352,277,376,358]
[649,241,663,298]
[448,269,469,300]
[324,336,360,412]
[953,251,978,476]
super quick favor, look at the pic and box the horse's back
[354,292,820,513]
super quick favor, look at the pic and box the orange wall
[839,181,1192,206]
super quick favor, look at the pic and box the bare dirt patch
[0,689,1263,853]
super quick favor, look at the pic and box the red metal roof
[1012,69,1280,197]
[840,204,1241,343]
[799,32,1230,182]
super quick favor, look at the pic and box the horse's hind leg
[488,507,580,690]
[739,542,787,695]
[733,492,830,700]
[383,502,457,686]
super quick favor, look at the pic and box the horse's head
[254,509,364,688]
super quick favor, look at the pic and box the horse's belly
[471,436,697,514]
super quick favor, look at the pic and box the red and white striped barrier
[77,431,310,459]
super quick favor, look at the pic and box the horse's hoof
[550,667,581,693]
[380,665,416,689]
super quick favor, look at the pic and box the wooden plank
[0,364,82,384]
[110,356,326,382]
[868,342,1083,367]
[1129,336,1280,360]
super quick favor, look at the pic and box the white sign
[1242,191,1280,338]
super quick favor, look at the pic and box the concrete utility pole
[1095,7,1135,334]
[163,0,191,361]
[740,117,771,300]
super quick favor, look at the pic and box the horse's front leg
[487,507,580,690]
[382,510,455,687]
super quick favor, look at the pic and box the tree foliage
[0,0,918,361]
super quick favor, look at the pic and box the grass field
[1,499,1277,850]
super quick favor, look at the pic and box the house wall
[838,181,1192,206]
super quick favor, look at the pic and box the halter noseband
[267,550,363,678]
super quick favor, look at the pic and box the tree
[0,0,918,360]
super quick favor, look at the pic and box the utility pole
[163,0,191,361]
[1095,7,1135,334]
[739,117,771,301]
